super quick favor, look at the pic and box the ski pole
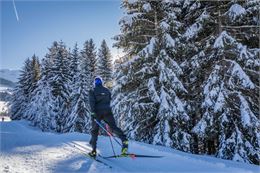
[94,119,122,146]
[106,124,116,156]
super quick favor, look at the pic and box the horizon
[1,0,124,70]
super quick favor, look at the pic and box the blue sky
[1,0,123,69]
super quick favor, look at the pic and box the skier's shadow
[54,155,95,173]
[59,142,105,172]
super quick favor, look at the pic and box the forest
[11,0,259,165]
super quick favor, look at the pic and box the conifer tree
[65,72,91,133]
[180,0,260,164]
[113,0,191,151]
[28,57,54,131]
[11,55,41,120]
[49,41,71,132]
[68,43,80,110]
[70,43,80,85]
[10,58,33,120]
[65,42,91,132]
[30,55,41,93]
[96,40,113,85]
[24,54,41,120]
[81,39,96,88]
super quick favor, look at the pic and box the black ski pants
[89,109,127,151]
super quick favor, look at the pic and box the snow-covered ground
[0,86,10,92]
[0,120,259,173]
[0,101,9,114]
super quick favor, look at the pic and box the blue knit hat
[94,76,103,86]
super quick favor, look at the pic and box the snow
[165,33,176,48]
[141,37,156,56]
[183,11,209,40]
[142,3,152,12]
[0,101,9,114]
[1,120,259,173]
[169,58,183,76]
[0,86,10,92]
[202,65,222,108]
[147,78,160,103]
[214,91,225,113]
[227,4,246,20]
[127,0,139,5]
[190,51,205,68]
[214,31,236,48]
[159,87,170,113]
[184,23,202,39]
[190,1,201,11]
[163,120,171,147]
[236,43,260,68]
[192,118,207,136]
[160,21,170,30]
[238,94,253,128]
[121,13,142,27]
[0,116,11,122]
[230,61,255,89]
[0,83,13,96]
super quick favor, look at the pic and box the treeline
[112,0,259,165]
[11,39,113,133]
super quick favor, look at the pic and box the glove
[90,112,97,119]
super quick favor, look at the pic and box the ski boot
[121,140,129,156]
[88,150,97,158]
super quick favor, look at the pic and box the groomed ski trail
[1,120,259,173]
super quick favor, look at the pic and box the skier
[88,76,128,157]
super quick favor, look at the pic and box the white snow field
[0,120,259,173]
[0,101,9,114]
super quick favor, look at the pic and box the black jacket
[89,85,112,113]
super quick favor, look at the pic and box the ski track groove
[68,141,138,172]
[66,142,116,170]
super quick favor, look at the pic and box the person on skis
[88,76,128,157]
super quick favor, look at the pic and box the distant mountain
[0,78,15,88]
[0,69,20,83]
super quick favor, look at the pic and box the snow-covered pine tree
[96,40,113,86]
[87,39,96,81]
[81,39,96,89]
[23,54,41,120]
[69,43,80,87]
[65,72,91,133]
[65,43,91,133]
[30,55,41,93]
[79,40,94,105]
[67,39,99,132]
[27,42,61,131]
[11,55,41,120]
[10,58,33,120]
[66,43,80,111]
[180,0,259,164]
[50,41,71,132]
[28,57,54,131]
[113,0,191,151]
[178,0,218,155]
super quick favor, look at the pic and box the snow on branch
[228,60,255,89]
[213,31,236,48]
